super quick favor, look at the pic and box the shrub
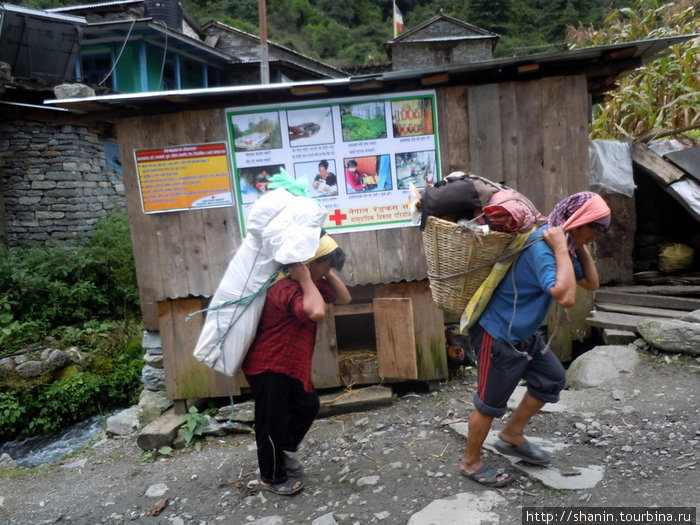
[0,211,140,356]
[0,211,145,440]
[0,319,144,441]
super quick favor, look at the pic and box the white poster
[225,90,440,235]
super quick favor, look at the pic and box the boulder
[137,389,173,428]
[44,349,70,370]
[106,406,139,436]
[566,345,639,388]
[637,312,700,355]
[15,360,43,378]
[141,364,166,391]
[53,83,95,99]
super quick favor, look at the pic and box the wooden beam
[334,303,374,316]
[594,302,688,319]
[602,285,700,297]
[630,141,685,186]
[585,310,666,332]
[595,290,700,311]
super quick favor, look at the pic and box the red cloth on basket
[483,189,545,233]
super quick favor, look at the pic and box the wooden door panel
[373,297,418,380]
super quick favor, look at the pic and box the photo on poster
[343,154,393,194]
[395,150,436,189]
[230,112,283,152]
[286,106,335,147]
[340,102,387,142]
[237,164,284,204]
[294,159,339,198]
[391,98,434,138]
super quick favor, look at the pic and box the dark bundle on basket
[420,173,544,314]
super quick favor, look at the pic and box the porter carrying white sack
[192,188,328,375]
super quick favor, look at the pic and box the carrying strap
[459,233,542,332]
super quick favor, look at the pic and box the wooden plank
[116,117,163,329]
[375,281,447,381]
[541,77,569,214]
[373,297,418,380]
[514,79,545,210]
[376,227,409,283]
[175,211,210,296]
[437,85,470,174]
[595,302,689,319]
[499,82,518,187]
[631,141,685,186]
[468,83,503,182]
[335,230,379,285]
[564,75,590,197]
[154,212,189,298]
[158,298,239,400]
[201,207,240,291]
[311,303,340,389]
[335,303,374,316]
[586,310,650,332]
[595,290,700,311]
[400,226,428,282]
[603,285,700,297]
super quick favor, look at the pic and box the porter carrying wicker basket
[422,215,515,314]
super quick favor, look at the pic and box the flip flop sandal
[460,463,512,487]
[283,453,304,476]
[261,477,304,496]
[494,439,551,465]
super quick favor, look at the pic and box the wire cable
[99,18,136,86]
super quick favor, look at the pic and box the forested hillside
[16,0,637,66]
[180,0,637,66]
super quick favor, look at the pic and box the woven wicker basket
[422,216,514,314]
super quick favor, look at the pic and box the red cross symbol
[328,209,347,226]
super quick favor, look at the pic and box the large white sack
[192,234,278,375]
[192,190,328,376]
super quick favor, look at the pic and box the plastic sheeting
[588,140,636,197]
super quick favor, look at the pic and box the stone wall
[0,118,125,247]
[392,40,493,71]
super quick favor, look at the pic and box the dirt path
[1,350,698,524]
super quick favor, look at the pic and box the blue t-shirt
[478,226,583,344]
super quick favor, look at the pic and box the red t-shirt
[242,278,336,391]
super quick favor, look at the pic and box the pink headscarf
[548,192,611,256]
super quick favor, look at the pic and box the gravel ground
[1,349,698,525]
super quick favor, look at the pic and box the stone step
[136,409,183,451]
[318,385,393,417]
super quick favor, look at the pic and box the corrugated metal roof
[44,34,697,116]
[81,18,235,63]
[1,3,86,23]
[46,0,142,14]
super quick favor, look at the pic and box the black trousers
[245,372,319,483]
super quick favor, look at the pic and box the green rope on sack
[186,243,280,424]
[268,167,310,197]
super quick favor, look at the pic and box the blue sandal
[460,463,512,487]
[261,477,304,495]
[494,439,551,465]
[284,453,304,476]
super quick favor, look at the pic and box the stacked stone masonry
[0,119,125,247]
